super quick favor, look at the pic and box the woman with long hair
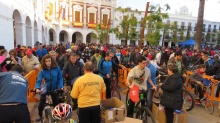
[35,54,64,121]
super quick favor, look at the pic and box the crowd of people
[0,42,220,123]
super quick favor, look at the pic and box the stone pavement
[28,94,220,123]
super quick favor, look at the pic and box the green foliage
[111,7,140,45]
[217,31,220,44]
[91,23,110,43]
[169,21,184,43]
[145,4,170,46]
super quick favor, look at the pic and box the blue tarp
[178,39,205,46]
[178,39,195,46]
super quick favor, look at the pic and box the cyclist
[71,62,106,123]
[189,64,206,103]
[125,56,157,117]
[35,54,64,122]
[98,51,126,99]
[0,65,30,123]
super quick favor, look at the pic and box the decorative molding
[87,7,97,13]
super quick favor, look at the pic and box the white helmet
[52,103,72,121]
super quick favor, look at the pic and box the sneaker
[35,117,42,122]
[195,100,201,105]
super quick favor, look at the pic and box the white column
[15,22,26,46]
[55,30,59,44]
[69,2,72,22]
[98,4,101,23]
[83,2,87,28]
[26,26,33,47]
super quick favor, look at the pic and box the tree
[169,21,184,44]
[145,4,170,46]
[217,31,220,44]
[91,23,110,43]
[111,7,140,46]
[194,0,205,50]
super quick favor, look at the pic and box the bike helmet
[52,103,72,121]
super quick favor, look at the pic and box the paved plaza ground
[28,93,220,123]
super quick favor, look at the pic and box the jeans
[165,107,174,123]
[38,93,59,117]
[104,78,111,99]
[78,105,100,123]
[0,104,31,123]
[146,89,155,111]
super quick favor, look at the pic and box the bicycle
[194,83,214,114]
[126,88,156,123]
[110,74,121,100]
[32,88,74,123]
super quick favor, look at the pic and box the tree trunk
[194,0,205,50]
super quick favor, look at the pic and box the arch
[59,30,69,43]
[34,21,38,44]
[72,32,83,43]
[13,9,22,48]
[25,16,32,47]
[49,28,56,44]
[86,32,96,43]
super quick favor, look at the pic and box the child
[189,64,207,104]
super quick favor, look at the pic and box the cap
[66,49,71,52]
[25,49,32,55]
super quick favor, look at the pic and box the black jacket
[160,74,183,110]
[62,61,84,81]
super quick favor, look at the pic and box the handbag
[129,85,139,103]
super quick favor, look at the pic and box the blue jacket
[36,48,48,59]
[147,63,156,89]
[98,58,120,78]
[36,67,63,91]
[0,72,28,104]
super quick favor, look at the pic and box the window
[188,22,192,31]
[103,14,108,25]
[89,13,95,23]
[75,11,80,22]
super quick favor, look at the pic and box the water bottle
[174,109,183,114]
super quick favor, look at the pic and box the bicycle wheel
[111,88,121,100]
[135,106,156,123]
[43,108,54,123]
[183,89,195,112]
[201,99,214,114]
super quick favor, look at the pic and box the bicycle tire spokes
[183,90,194,112]
[201,99,214,114]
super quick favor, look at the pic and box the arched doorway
[26,16,32,47]
[59,30,68,43]
[49,28,56,44]
[34,21,38,44]
[86,33,96,43]
[42,25,46,45]
[72,32,83,43]
[13,9,22,48]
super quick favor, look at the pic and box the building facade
[0,0,220,51]
[0,0,116,51]
[112,6,220,47]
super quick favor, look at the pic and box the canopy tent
[178,39,195,46]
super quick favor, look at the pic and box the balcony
[164,35,170,39]
[73,22,83,27]
[101,24,110,29]
[188,26,192,31]
[181,26,186,30]
[87,23,97,28]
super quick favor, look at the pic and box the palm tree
[194,0,205,50]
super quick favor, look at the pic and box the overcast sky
[117,0,220,22]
